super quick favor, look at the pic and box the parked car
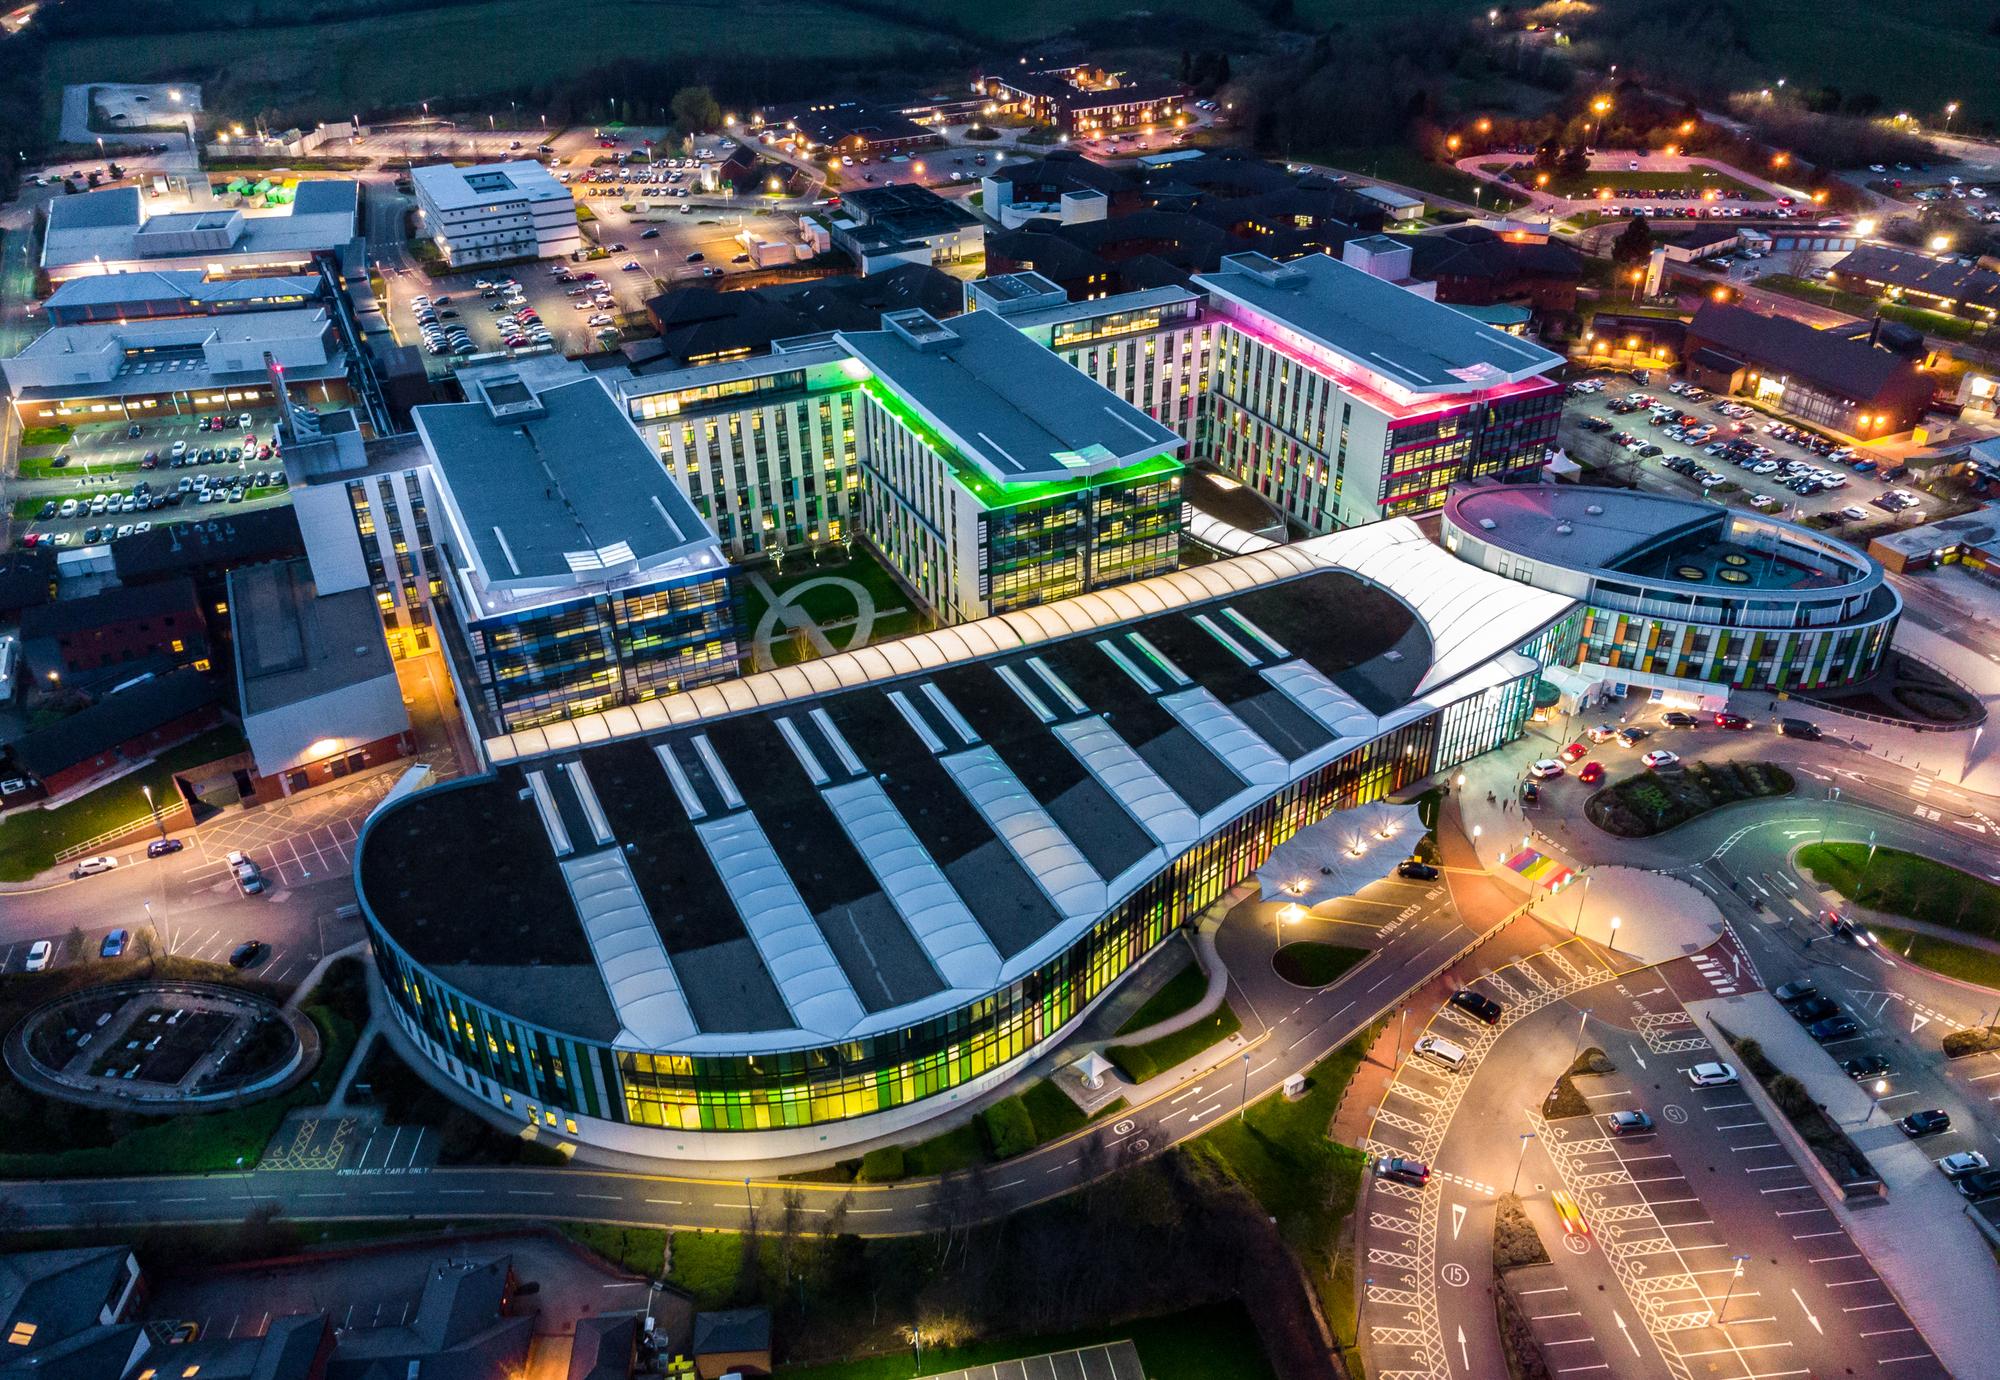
[1397,859,1440,881]
[1449,990,1502,1024]
[1714,712,1750,730]
[1528,759,1566,780]
[70,855,119,879]
[1938,1151,1990,1179]
[1641,750,1681,770]
[228,940,268,969]
[1808,1015,1861,1042]
[1559,741,1589,764]
[1662,711,1697,728]
[146,838,183,858]
[1771,979,1818,1005]
[1686,1062,1738,1087]
[1615,727,1650,748]
[1900,1109,1951,1138]
[1842,1051,1892,1081]
[1956,1169,2000,1200]
[1376,1156,1431,1187]
[226,849,266,895]
[1789,995,1841,1025]
[24,940,53,972]
[1578,761,1605,785]
[100,929,129,958]
[1778,719,1822,741]
[1607,1110,1653,1135]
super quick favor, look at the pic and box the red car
[1579,761,1605,785]
[1715,712,1750,730]
[1559,741,1589,764]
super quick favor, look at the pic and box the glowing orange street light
[1446,134,1461,152]
[1591,97,1611,115]
[1712,286,1730,302]
[1535,172,1550,187]
[1476,117,1492,134]
[1679,120,1696,135]
[1771,152,1789,168]
[1597,187,1612,200]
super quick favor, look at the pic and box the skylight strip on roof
[921,683,980,746]
[525,770,572,857]
[995,664,1055,724]
[887,690,946,753]
[775,716,830,786]
[1053,717,1199,851]
[1125,631,1190,686]
[1096,638,1159,694]
[560,759,616,847]
[1192,613,1259,667]
[1260,661,1381,742]
[1221,606,1290,659]
[1027,657,1086,715]
[939,749,1108,920]
[1160,688,1288,794]
[820,778,1004,991]
[691,735,743,809]
[695,811,868,1038]
[653,743,706,820]
[560,849,697,1047]
[809,708,866,776]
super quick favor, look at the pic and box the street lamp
[141,783,166,842]
[1239,1051,1252,1122]
[1510,1131,1537,1195]
[1568,1007,1593,1066]
[1945,101,1960,133]
[1715,1255,1752,1324]
[1607,915,1621,952]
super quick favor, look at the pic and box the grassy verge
[563,1223,668,1278]
[0,725,248,881]
[1272,942,1370,988]
[21,424,72,447]
[1190,1022,1380,1375]
[773,1303,1274,1380]
[1586,759,1793,838]
[1115,958,1204,1035]
[1871,925,2000,990]
[0,957,365,1179]
[1310,144,1516,208]
[1758,274,1992,342]
[1105,1002,1241,1084]
[1798,844,2000,944]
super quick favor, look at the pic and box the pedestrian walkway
[925,1340,1142,1380]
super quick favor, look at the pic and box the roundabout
[5,980,319,1113]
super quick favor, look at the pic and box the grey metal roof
[43,269,319,310]
[1194,251,1564,394]
[42,187,143,232]
[835,308,1181,484]
[411,160,569,212]
[360,520,1576,1053]
[413,375,715,588]
[229,559,395,716]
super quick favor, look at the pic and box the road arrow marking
[1791,1287,1823,1334]
[1632,986,1665,997]
[1912,1013,1933,1035]
[1451,1202,1466,1240]
[1613,1311,1641,1356]
[1457,1325,1469,1369]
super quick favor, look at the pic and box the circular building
[356,522,1575,1159]
[1442,483,1898,706]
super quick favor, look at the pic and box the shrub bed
[1942,1026,2000,1060]
[1107,1003,1242,1084]
[1492,1193,1551,1272]
[1586,760,1794,837]
[1725,1032,1878,1189]
[1271,941,1370,988]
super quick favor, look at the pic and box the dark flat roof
[11,669,218,778]
[230,559,394,715]
[1686,303,1917,401]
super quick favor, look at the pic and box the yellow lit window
[8,1323,37,1346]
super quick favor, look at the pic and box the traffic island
[1711,1024,1882,1201]
[1491,1195,1555,1380]
[1542,1046,1616,1119]
[1584,759,1793,837]
[1272,941,1370,988]
[1798,843,2000,948]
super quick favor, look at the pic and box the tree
[1534,137,1562,171]
[1611,215,1655,267]
[670,86,722,136]
[1558,142,1589,176]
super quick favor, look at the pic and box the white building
[38,182,362,283]
[410,161,581,267]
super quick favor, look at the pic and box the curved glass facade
[365,710,1473,1138]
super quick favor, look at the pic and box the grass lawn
[1797,844,2000,945]
[1531,168,1760,198]
[901,1121,987,1178]
[44,0,936,122]
[20,424,72,448]
[774,1302,1274,1380]
[1114,958,1205,1035]
[563,1223,668,1278]
[1308,144,1514,208]
[1018,1077,1089,1143]
[1105,1002,1241,1084]
[0,726,248,882]
[1272,942,1370,988]
[1758,274,1991,343]
[1871,925,2000,990]
[667,1229,749,1309]
[1189,1023,1380,1375]
[15,451,146,480]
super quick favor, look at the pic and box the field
[1483,165,1763,199]
[42,0,937,121]
[1729,0,2000,128]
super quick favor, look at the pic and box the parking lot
[1541,1020,1948,1378]
[9,407,295,551]
[1559,375,1926,530]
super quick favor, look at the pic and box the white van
[1414,1035,1469,1072]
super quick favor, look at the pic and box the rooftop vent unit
[1478,518,1496,531]
[1585,504,1604,515]
[1555,522,1574,535]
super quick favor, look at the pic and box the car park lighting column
[1511,1130,1537,1195]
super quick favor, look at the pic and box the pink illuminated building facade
[1192,252,1565,531]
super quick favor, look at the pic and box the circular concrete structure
[1535,866,1725,965]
